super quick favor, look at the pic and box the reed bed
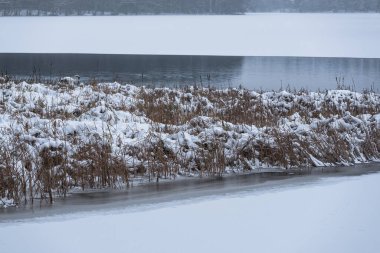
[0,79,379,206]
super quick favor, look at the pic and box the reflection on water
[0,53,379,91]
[242,57,380,91]
[1,163,380,222]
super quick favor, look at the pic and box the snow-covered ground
[1,14,380,58]
[1,171,380,253]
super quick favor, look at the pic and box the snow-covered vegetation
[0,80,379,207]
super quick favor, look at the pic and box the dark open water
[0,53,379,91]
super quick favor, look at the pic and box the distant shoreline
[0,11,379,17]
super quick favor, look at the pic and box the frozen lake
[1,164,380,253]
[1,53,379,91]
[1,14,380,58]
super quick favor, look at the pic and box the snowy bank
[0,81,379,206]
[1,14,380,58]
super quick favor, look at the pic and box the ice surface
[1,14,380,58]
[1,172,380,253]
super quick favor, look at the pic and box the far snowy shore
[0,80,379,207]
